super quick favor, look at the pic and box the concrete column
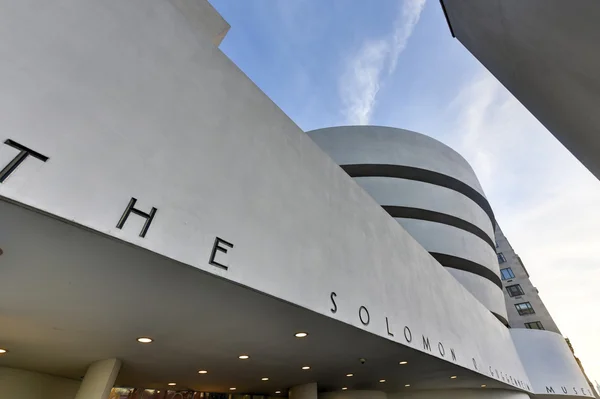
[289,383,318,399]
[74,358,121,399]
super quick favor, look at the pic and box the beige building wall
[0,367,81,399]
[495,225,561,333]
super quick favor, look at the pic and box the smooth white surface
[2,199,496,392]
[0,367,80,399]
[308,126,504,318]
[307,126,487,197]
[355,176,493,239]
[0,0,528,387]
[446,269,507,319]
[75,358,121,399]
[511,329,594,397]
[0,0,590,396]
[395,218,498,275]
[168,0,230,46]
[388,389,529,399]
[395,218,505,319]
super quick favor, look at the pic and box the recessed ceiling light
[481,384,487,388]
[346,373,354,377]
[137,337,153,344]
[405,384,411,387]
[295,332,308,338]
[342,387,348,391]
[399,361,408,365]
[230,388,236,391]
[275,391,281,394]
[302,366,310,370]
[379,380,386,383]
[198,370,208,374]
[168,383,176,386]
[239,355,250,359]
[0,349,7,354]
[450,376,458,379]
[262,377,269,381]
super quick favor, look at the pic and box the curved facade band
[307,126,506,320]
[430,252,503,289]
[342,163,496,229]
[354,176,494,240]
[383,205,495,249]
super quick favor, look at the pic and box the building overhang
[0,199,510,394]
[441,0,600,181]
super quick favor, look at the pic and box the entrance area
[110,388,276,399]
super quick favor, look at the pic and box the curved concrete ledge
[344,164,495,229]
[395,218,499,276]
[431,252,502,288]
[511,329,595,397]
[307,126,487,198]
[354,176,494,239]
[446,268,508,321]
[387,206,494,249]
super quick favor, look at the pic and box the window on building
[496,241,499,248]
[515,302,535,315]
[497,252,506,263]
[524,321,544,330]
[506,284,524,297]
[500,267,515,280]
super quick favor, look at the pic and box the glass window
[497,252,507,263]
[506,284,524,297]
[515,302,535,315]
[500,267,515,280]
[525,321,544,330]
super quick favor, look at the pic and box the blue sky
[210,0,600,385]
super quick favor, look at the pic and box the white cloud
[339,0,426,125]
[445,70,600,385]
[389,0,427,74]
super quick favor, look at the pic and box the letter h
[116,197,157,238]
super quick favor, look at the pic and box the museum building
[0,1,595,399]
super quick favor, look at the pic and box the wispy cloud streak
[339,0,426,125]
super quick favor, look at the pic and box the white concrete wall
[396,219,505,320]
[307,126,486,197]
[307,126,506,320]
[0,1,526,388]
[168,0,230,46]
[0,0,591,397]
[396,219,498,274]
[388,389,529,399]
[446,268,507,318]
[355,177,493,238]
[0,367,80,399]
[511,330,594,397]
